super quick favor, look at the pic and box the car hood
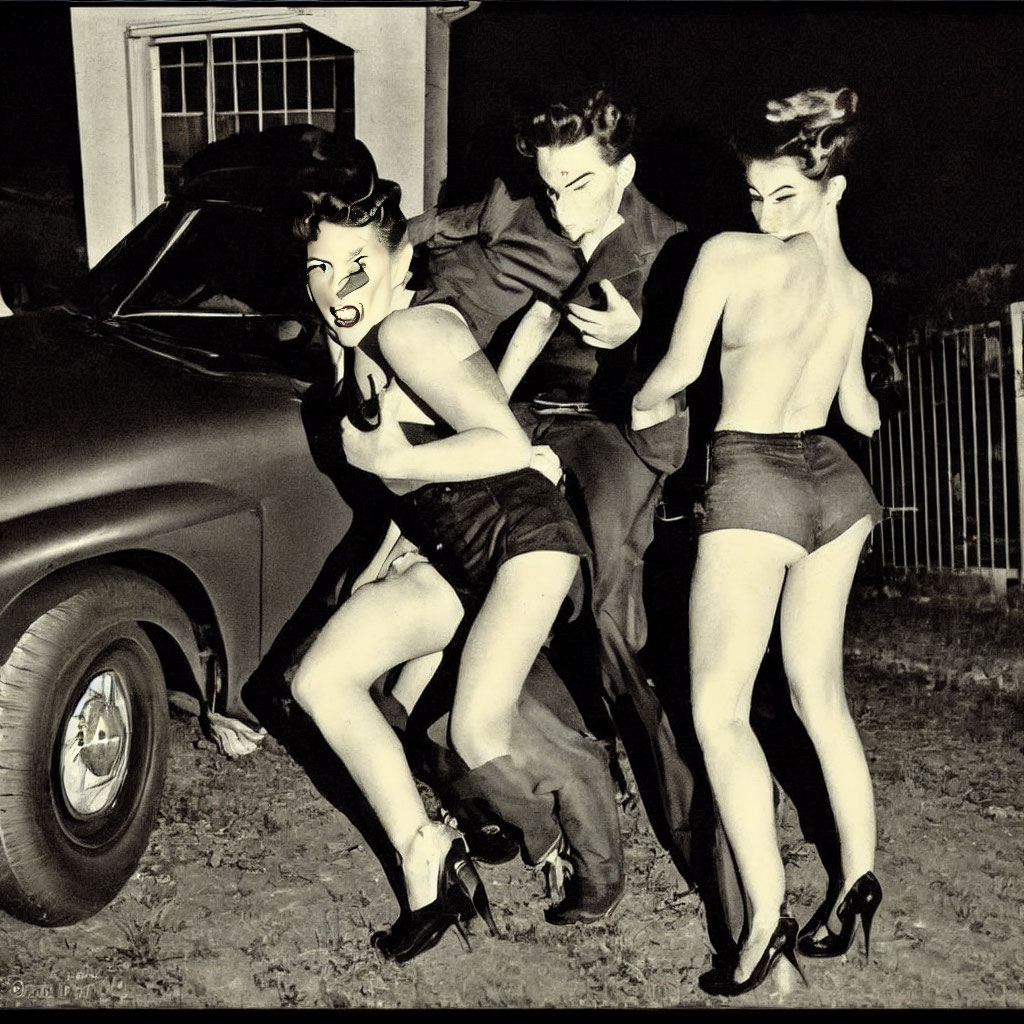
[0,308,311,522]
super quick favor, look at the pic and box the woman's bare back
[716,231,871,433]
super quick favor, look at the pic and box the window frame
[155,27,355,196]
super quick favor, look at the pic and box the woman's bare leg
[390,652,445,716]
[291,561,463,908]
[780,516,876,922]
[449,551,580,769]
[690,528,805,982]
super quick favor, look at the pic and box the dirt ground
[1,579,1022,1009]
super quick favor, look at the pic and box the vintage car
[0,126,360,926]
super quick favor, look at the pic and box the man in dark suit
[404,83,846,956]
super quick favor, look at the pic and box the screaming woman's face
[746,156,838,241]
[305,221,403,347]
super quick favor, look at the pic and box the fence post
[1010,302,1024,583]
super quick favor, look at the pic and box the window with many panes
[158,28,354,193]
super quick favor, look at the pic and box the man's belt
[530,393,595,416]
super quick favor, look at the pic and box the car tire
[0,573,171,926]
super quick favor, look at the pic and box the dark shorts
[392,467,590,604]
[702,429,882,553]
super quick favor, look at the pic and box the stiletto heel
[452,918,472,954]
[797,871,882,961]
[861,900,876,960]
[371,823,495,963]
[782,928,808,988]
[455,856,499,937]
[699,916,805,997]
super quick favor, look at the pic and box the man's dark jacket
[409,176,685,415]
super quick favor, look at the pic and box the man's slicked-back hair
[515,84,636,166]
[291,129,407,251]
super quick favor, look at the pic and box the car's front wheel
[0,574,171,925]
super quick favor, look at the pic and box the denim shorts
[702,429,882,553]
[392,467,590,604]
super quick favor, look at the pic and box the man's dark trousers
[510,404,702,879]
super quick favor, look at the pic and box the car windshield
[63,199,325,377]
[67,200,310,321]
[120,203,309,318]
[65,203,184,318]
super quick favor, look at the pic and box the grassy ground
[0,586,1022,1008]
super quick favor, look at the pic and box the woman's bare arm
[632,234,735,414]
[343,305,531,483]
[838,280,881,437]
[496,299,560,397]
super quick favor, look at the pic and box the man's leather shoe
[544,874,624,926]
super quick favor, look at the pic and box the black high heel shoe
[371,824,498,964]
[452,843,499,937]
[699,916,806,997]
[797,871,882,961]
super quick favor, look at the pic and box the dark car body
[0,303,348,709]
[0,126,355,925]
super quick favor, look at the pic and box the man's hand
[341,383,409,476]
[529,444,564,486]
[206,713,267,759]
[566,279,640,350]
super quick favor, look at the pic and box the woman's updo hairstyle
[515,84,636,166]
[292,129,406,252]
[733,86,860,181]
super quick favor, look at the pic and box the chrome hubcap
[60,669,131,818]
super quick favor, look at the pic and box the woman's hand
[349,521,420,594]
[340,383,410,477]
[631,394,678,432]
[529,444,564,486]
[382,543,430,580]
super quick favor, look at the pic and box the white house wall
[71,5,447,267]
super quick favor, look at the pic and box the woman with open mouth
[288,132,594,964]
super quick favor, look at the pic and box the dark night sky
[444,1,1024,326]
[1,1,1022,325]
[0,2,79,193]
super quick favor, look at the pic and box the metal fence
[866,301,1024,588]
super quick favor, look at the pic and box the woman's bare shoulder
[852,265,873,302]
[383,302,466,334]
[840,263,873,315]
[699,231,786,275]
[702,230,776,257]
[379,303,479,362]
